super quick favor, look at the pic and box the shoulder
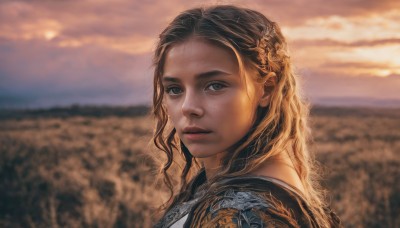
[210,189,271,212]
[203,207,293,227]
[191,189,299,227]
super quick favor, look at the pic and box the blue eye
[207,83,226,91]
[165,86,182,95]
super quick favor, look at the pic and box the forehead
[162,38,240,78]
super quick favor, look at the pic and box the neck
[249,152,306,195]
[199,151,227,180]
[200,149,305,195]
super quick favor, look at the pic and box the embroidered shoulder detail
[154,187,207,228]
[203,208,291,228]
[198,190,294,227]
[209,189,272,214]
[155,196,201,228]
[197,190,293,228]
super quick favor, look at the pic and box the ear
[258,76,276,107]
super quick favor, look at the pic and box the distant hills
[0,102,399,120]
[1,96,400,111]
[311,97,400,108]
[0,105,150,120]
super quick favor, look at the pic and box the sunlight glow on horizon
[1,0,399,107]
[327,45,400,77]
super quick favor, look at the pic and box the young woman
[151,5,341,228]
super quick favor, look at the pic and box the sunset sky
[0,0,399,108]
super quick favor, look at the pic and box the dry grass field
[0,106,399,228]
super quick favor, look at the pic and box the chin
[186,148,214,158]
[188,148,226,159]
[188,151,214,158]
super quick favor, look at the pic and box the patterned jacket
[154,169,341,228]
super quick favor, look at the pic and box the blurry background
[0,0,399,227]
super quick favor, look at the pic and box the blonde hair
[152,5,331,227]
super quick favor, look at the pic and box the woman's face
[162,38,264,160]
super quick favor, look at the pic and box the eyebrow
[162,70,231,83]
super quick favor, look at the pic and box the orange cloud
[1,0,400,108]
[292,38,400,48]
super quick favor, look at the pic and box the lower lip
[184,132,212,140]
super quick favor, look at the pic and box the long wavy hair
[151,5,330,227]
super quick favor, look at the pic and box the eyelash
[165,86,182,95]
[164,82,227,96]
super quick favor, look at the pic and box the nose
[181,89,204,118]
